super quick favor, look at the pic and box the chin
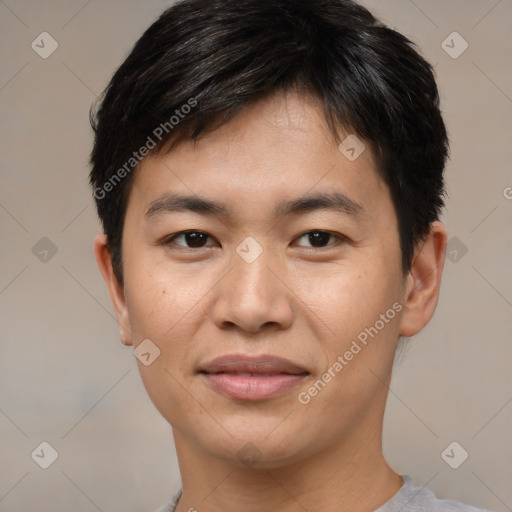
[192,420,319,470]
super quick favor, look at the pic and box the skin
[95,90,447,512]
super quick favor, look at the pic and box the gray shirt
[154,475,488,511]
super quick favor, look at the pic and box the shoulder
[153,488,182,512]
[377,475,489,512]
[155,480,489,512]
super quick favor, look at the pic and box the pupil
[186,232,207,247]
[309,231,330,247]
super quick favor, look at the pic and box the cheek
[122,253,222,387]
[293,259,400,343]
[121,259,211,427]
[292,260,403,435]
[122,245,207,340]
[124,274,179,342]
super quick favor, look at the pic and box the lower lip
[202,373,308,401]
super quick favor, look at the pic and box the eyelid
[293,230,347,248]
[161,230,219,248]
[159,229,347,250]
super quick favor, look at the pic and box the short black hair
[90,0,449,285]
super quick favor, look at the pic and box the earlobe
[398,221,447,338]
[93,234,133,346]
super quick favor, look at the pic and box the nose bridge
[212,238,293,331]
[234,248,274,296]
[230,239,280,305]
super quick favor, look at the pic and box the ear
[399,221,447,337]
[94,234,133,346]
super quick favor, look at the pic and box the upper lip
[199,354,309,375]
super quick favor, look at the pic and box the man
[89,0,488,510]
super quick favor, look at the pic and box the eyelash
[161,230,346,250]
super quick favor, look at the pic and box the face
[100,91,422,469]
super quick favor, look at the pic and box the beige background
[0,0,510,510]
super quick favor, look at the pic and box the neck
[172,414,403,512]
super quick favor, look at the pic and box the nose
[211,245,294,334]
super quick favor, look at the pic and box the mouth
[199,354,310,401]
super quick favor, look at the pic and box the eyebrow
[145,194,228,220]
[276,191,363,217]
[144,191,364,221]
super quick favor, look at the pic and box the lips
[199,354,309,401]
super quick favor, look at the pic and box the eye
[165,230,218,249]
[294,230,343,248]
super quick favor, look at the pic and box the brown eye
[295,231,341,248]
[168,231,216,248]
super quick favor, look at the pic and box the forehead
[126,90,392,222]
